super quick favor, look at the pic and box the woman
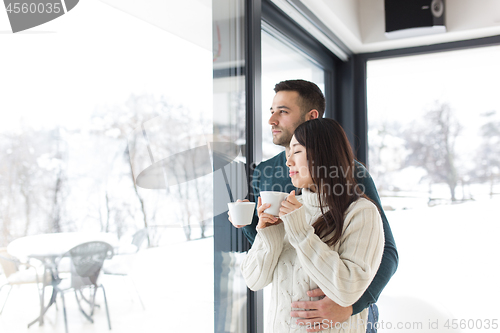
[241,118,384,332]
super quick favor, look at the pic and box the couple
[228,80,398,332]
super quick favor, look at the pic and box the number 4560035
[444,319,498,330]
[6,3,62,14]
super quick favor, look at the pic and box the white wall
[300,0,500,53]
[299,0,364,51]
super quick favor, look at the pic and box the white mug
[227,202,256,226]
[260,191,288,216]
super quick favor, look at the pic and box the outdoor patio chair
[0,248,50,315]
[55,241,113,333]
[102,229,147,309]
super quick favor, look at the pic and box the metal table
[7,232,117,327]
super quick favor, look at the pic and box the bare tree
[475,110,500,198]
[404,102,462,201]
[159,115,213,240]
[91,93,213,243]
[45,128,69,233]
[368,120,406,191]
[90,102,154,244]
[0,144,16,246]
[0,128,69,245]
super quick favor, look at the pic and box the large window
[367,46,500,329]
[0,1,213,332]
[212,1,253,332]
[260,27,327,333]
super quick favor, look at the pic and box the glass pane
[0,1,213,332]
[367,46,500,330]
[261,29,325,161]
[213,0,250,332]
[260,28,327,333]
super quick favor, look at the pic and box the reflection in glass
[0,1,213,331]
[213,0,249,332]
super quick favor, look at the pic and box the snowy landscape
[1,2,500,332]
[2,194,498,333]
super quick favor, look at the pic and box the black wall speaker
[385,0,446,39]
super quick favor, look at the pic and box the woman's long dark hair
[294,118,363,247]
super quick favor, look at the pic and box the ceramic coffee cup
[260,191,288,216]
[227,202,256,226]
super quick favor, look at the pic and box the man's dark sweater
[242,151,398,315]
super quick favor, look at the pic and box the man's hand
[228,199,250,228]
[291,288,353,332]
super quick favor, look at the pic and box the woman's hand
[279,190,302,217]
[256,197,282,229]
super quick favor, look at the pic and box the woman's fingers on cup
[287,190,297,202]
[281,199,294,209]
[279,206,289,217]
[261,213,278,222]
[280,191,302,216]
[257,202,271,216]
[258,214,278,228]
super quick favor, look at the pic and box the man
[229,79,398,332]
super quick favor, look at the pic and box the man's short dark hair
[274,79,325,118]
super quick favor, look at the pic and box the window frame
[353,34,500,166]
[261,0,337,120]
[215,0,500,331]
[243,1,342,332]
[243,5,500,332]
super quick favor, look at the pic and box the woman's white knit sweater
[241,189,384,333]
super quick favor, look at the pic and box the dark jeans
[366,303,379,333]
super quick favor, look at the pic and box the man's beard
[272,127,293,147]
[272,117,306,147]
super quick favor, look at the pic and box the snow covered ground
[0,237,214,333]
[2,197,499,332]
[378,197,500,332]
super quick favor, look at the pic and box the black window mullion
[245,1,263,333]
